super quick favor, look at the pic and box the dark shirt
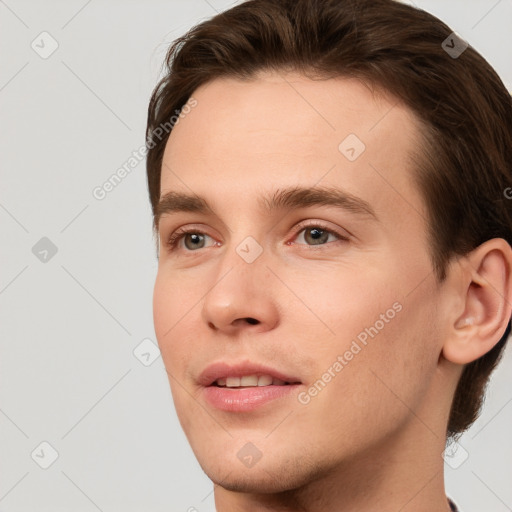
[448,497,459,511]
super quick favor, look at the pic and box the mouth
[199,360,301,387]
[199,361,302,412]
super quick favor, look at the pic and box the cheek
[302,265,397,341]
[153,272,200,424]
[297,299,439,451]
[153,267,199,332]
[339,285,440,417]
[153,274,169,311]
[152,272,172,343]
[302,265,440,399]
[152,270,190,367]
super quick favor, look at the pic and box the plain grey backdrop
[1,0,511,511]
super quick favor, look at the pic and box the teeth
[257,375,273,387]
[226,377,241,387]
[241,375,259,386]
[216,375,289,387]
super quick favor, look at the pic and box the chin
[195,447,329,495]
[210,472,285,494]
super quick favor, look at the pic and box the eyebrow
[154,185,378,229]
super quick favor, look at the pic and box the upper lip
[198,361,302,386]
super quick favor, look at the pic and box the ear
[442,238,512,365]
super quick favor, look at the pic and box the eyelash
[165,221,349,253]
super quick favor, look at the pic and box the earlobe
[442,238,512,365]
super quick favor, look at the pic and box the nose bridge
[213,215,268,280]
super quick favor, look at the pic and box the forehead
[160,71,428,228]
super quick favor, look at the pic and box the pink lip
[202,384,301,412]
[198,361,302,412]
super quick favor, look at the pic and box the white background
[1,0,511,511]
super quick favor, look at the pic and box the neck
[214,400,454,512]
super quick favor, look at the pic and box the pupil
[186,233,204,249]
[307,228,327,245]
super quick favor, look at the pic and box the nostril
[245,317,259,325]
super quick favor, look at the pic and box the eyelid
[164,220,351,253]
[291,219,351,242]
[165,224,217,251]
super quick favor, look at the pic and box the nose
[201,254,280,336]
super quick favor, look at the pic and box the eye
[164,221,349,254]
[292,222,349,247]
[166,228,216,252]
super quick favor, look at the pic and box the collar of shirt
[448,497,459,511]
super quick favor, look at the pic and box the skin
[152,71,512,512]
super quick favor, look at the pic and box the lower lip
[202,384,301,412]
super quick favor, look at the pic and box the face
[153,72,449,493]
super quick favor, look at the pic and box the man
[145,0,512,510]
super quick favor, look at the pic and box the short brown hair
[145,0,512,439]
